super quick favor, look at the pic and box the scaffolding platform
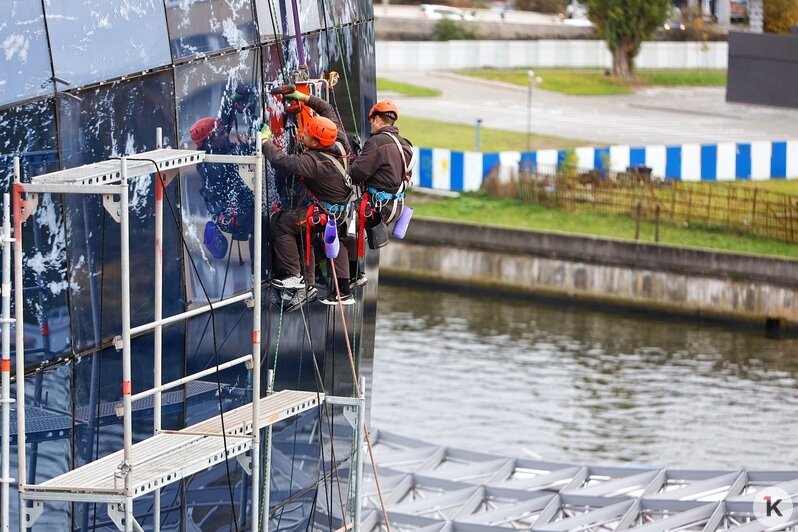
[22,390,322,503]
[28,149,204,187]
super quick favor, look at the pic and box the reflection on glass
[0,2,53,106]
[57,73,180,352]
[255,0,322,41]
[44,0,171,87]
[0,100,69,368]
[166,0,258,60]
[176,52,261,303]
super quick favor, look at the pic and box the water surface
[371,283,798,469]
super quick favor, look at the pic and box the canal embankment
[379,218,798,333]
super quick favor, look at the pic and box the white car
[419,4,474,21]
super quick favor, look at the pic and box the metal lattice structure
[363,431,798,531]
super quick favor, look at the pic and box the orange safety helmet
[190,117,224,145]
[368,100,399,121]
[305,115,338,147]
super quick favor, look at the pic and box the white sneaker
[320,293,355,306]
[272,274,305,290]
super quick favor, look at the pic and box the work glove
[259,123,272,141]
[284,90,308,102]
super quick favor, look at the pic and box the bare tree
[585,0,672,78]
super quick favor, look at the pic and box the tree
[585,0,672,78]
[764,0,798,33]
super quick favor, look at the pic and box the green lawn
[397,116,589,152]
[456,68,727,96]
[377,78,442,97]
[411,192,798,259]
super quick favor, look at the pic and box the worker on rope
[190,117,256,249]
[262,88,358,307]
[350,100,414,252]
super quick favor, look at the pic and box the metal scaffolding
[4,131,346,531]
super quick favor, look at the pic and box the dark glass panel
[165,0,258,60]
[0,1,53,107]
[0,100,69,368]
[9,363,73,530]
[175,52,261,304]
[255,0,322,41]
[56,72,180,352]
[43,0,171,88]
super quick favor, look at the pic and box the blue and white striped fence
[410,140,798,191]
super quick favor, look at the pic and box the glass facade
[0,1,376,529]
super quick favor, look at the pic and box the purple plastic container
[324,218,339,259]
[392,206,414,239]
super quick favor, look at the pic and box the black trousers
[270,207,356,287]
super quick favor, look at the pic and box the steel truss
[363,430,798,531]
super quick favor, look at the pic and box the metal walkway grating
[23,390,322,502]
[362,430,798,531]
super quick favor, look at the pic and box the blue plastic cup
[324,218,339,259]
[392,206,413,239]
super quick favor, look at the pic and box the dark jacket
[350,126,413,193]
[263,95,352,204]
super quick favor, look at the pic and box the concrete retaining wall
[377,40,729,71]
[380,219,798,328]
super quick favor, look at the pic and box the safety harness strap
[381,131,414,182]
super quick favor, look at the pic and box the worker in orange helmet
[190,116,255,245]
[351,100,414,225]
[262,88,358,308]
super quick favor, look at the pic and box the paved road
[378,70,798,146]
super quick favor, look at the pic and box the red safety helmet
[305,116,338,147]
[190,117,224,145]
[368,100,399,121]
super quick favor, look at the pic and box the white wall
[377,40,728,71]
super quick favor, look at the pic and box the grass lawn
[398,116,589,152]
[732,179,798,196]
[457,68,727,96]
[377,78,442,97]
[410,192,798,259]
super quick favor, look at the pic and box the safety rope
[142,161,240,531]
[319,0,362,142]
[327,262,393,531]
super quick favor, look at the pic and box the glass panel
[255,0,322,41]
[165,0,258,60]
[0,100,68,368]
[175,51,261,304]
[43,0,171,88]
[9,363,73,530]
[56,72,179,352]
[0,1,53,107]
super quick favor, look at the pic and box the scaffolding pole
[2,194,14,532]
[12,158,27,532]
[152,128,163,532]
[250,131,264,532]
[119,160,134,532]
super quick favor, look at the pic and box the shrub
[764,0,798,33]
[432,18,478,40]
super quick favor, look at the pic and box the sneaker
[271,274,305,290]
[320,293,355,306]
[349,273,368,290]
[286,286,318,312]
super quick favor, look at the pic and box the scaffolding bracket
[23,500,44,529]
[108,502,143,532]
[236,453,252,475]
[103,194,122,223]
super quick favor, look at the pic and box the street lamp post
[527,70,534,153]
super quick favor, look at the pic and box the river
[370,282,798,470]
